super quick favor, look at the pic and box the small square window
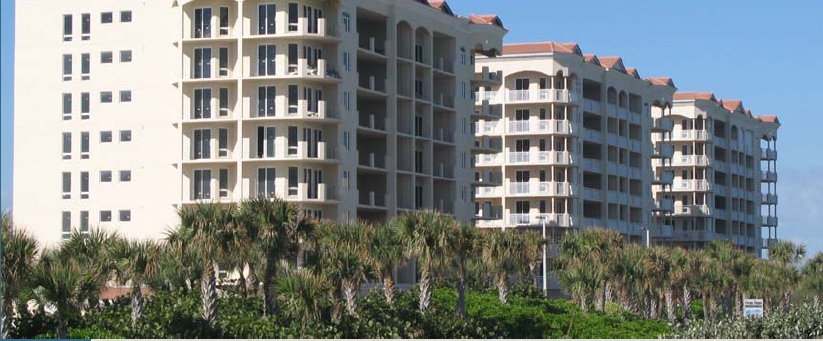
[120,170,132,182]
[101,91,112,103]
[101,51,113,63]
[119,210,131,222]
[100,171,112,182]
[120,90,132,102]
[120,11,132,23]
[100,210,112,222]
[101,12,113,24]
[100,131,113,143]
[120,50,132,63]
[120,130,132,142]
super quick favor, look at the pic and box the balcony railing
[475,185,503,197]
[507,182,572,197]
[474,89,578,104]
[508,213,573,227]
[474,121,503,136]
[761,171,777,182]
[673,179,711,191]
[358,74,387,93]
[654,198,675,212]
[674,204,710,216]
[358,190,387,208]
[474,171,503,185]
[473,66,502,84]
[358,113,386,131]
[672,154,709,167]
[582,98,601,113]
[762,193,778,205]
[358,36,386,55]
[761,148,777,160]
[653,117,674,132]
[507,119,573,135]
[358,151,386,169]
[652,144,675,159]
[507,151,572,165]
[761,215,778,227]
[475,153,503,167]
[652,170,675,185]
[672,129,710,141]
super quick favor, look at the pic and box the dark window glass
[101,12,113,23]
[63,15,73,41]
[101,51,113,63]
[219,7,229,35]
[100,211,112,222]
[120,50,132,62]
[81,13,90,39]
[120,11,132,23]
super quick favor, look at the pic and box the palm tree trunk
[605,282,614,303]
[456,262,467,318]
[382,272,396,308]
[578,290,587,312]
[237,267,247,298]
[247,265,259,297]
[201,262,218,327]
[2,298,13,339]
[529,262,538,288]
[709,294,718,321]
[782,291,791,312]
[262,259,278,317]
[57,316,68,339]
[664,288,675,324]
[733,289,741,316]
[702,290,709,320]
[418,264,432,312]
[682,285,692,323]
[131,285,144,330]
[342,279,358,316]
[497,273,509,305]
[813,295,820,310]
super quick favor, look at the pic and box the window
[257,126,276,157]
[342,131,350,150]
[194,7,212,38]
[257,44,276,76]
[257,86,275,117]
[218,128,229,157]
[120,170,131,182]
[288,85,298,114]
[288,3,299,31]
[100,170,112,182]
[257,168,275,198]
[193,88,212,119]
[62,93,72,120]
[100,210,112,222]
[193,169,212,200]
[81,13,91,40]
[81,93,90,118]
[62,212,71,238]
[219,88,229,117]
[120,130,132,142]
[119,210,131,222]
[101,12,113,24]
[101,51,113,63]
[62,133,72,159]
[288,44,298,74]
[120,11,132,23]
[194,129,211,159]
[101,91,112,103]
[120,90,132,102]
[219,47,229,76]
[461,82,467,99]
[219,168,229,198]
[80,172,89,199]
[258,4,276,34]
[81,132,89,159]
[62,172,71,199]
[288,167,298,195]
[81,53,90,80]
[343,52,350,71]
[63,54,72,80]
[460,48,466,65]
[343,91,351,111]
[219,7,230,36]
[63,15,73,41]
[80,211,89,233]
[342,12,351,33]
[100,131,112,143]
[118,51,132,63]
[193,48,212,79]
[288,126,298,155]
[343,171,350,190]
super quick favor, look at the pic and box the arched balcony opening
[607,87,618,105]
[618,91,628,108]
[414,27,431,64]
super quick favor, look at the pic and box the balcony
[672,129,710,142]
[654,198,675,212]
[475,185,503,198]
[583,128,603,143]
[358,190,387,209]
[655,224,674,238]
[671,154,709,167]
[652,170,675,185]
[358,36,386,56]
[761,148,777,160]
[507,151,573,165]
[652,117,674,132]
[673,179,712,192]
[358,113,387,133]
[433,56,454,74]
[290,183,338,202]
[761,215,778,227]
[474,90,502,104]
[582,98,601,113]
[474,121,504,136]
[673,229,715,241]
[761,171,777,182]
[473,102,503,119]
[474,171,503,186]
[508,213,573,228]
[507,182,572,197]
[475,204,503,220]
[476,218,505,228]
[433,93,455,109]
[507,119,573,135]
[472,66,502,85]
[244,143,339,164]
[432,163,454,179]
[473,137,502,153]
[506,89,577,104]
[358,74,387,95]
[652,144,675,159]
[762,193,778,205]
[357,151,386,170]
[673,204,710,216]
[475,153,503,167]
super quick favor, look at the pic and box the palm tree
[315,220,373,316]
[107,238,161,330]
[369,221,405,308]
[646,246,672,319]
[520,230,545,289]
[611,244,651,315]
[30,251,104,339]
[768,240,806,312]
[481,229,526,305]
[275,263,329,338]
[238,197,314,317]
[396,211,453,313]
[591,229,623,311]
[800,252,823,309]
[556,230,598,311]
[1,224,38,338]
[162,223,203,293]
[178,202,240,327]
[449,224,479,318]
[667,247,691,324]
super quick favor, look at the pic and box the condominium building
[13,0,506,247]
[651,92,779,254]
[471,42,677,247]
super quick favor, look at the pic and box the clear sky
[1,1,821,256]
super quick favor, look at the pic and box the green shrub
[669,303,823,339]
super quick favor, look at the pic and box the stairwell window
[63,54,72,81]
[342,13,351,33]
[119,170,132,182]
[81,132,89,159]
[62,133,72,159]
[100,131,112,143]
[80,172,89,199]
[100,211,111,222]
[120,50,132,63]
[81,53,90,80]
[62,212,71,239]
[81,13,91,40]
[62,172,71,199]
[100,91,112,103]
[63,93,72,120]
[120,90,132,102]
[78,94,87,118]
[80,211,89,234]
[100,171,112,183]
[63,15,73,41]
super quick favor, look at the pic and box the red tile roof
[502,42,579,55]
[468,14,504,28]
[583,54,600,66]
[674,92,717,102]
[758,115,779,123]
[721,99,743,112]
[648,77,675,87]
[427,0,454,16]
[626,68,640,78]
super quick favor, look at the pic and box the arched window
[695,115,704,130]
[555,71,565,89]
[460,48,466,66]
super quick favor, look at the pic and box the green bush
[669,303,823,339]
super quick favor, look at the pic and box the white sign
[743,299,764,318]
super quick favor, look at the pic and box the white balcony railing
[507,182,572,197]
[507,151,572,165]
[673,179,711,191]
[507,119,573,135]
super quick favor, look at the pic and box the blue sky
[1,1,821,257]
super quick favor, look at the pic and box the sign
[743,299,764,318]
